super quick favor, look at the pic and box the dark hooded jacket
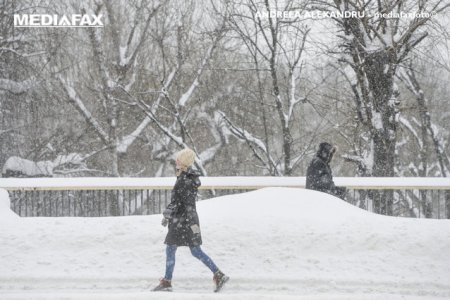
[306,142,346,199]
[163,167,202,246]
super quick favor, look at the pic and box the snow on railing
[1,176,449,191]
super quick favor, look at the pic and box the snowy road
[2,292,449,300]
[2,277,450,300]
[1,188,450,299]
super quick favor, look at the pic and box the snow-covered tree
[317,0,449,214]
[218,0,311,176]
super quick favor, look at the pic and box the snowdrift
[0,188,19,220]
[0,187,449,300]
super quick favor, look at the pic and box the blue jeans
[164,245,219,280]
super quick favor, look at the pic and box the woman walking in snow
[152,148,229,292]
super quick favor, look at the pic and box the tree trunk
[366,50,397,215]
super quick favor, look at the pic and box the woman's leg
[189,246,219,274]
[164,245,178,280]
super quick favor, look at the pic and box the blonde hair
[176,148,196,168]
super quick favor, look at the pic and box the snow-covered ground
[0,187,449,299]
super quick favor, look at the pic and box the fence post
[445,190,450,219]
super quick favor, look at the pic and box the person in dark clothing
[306,142,346,199]
[152,148,229,292]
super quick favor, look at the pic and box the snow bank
[0,188,19,220]
[2,154,85,177]
[2,156,53,176]
[0,188,449,299]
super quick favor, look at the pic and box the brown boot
[213,270,229,292]
[152,278,172,292]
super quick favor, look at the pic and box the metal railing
[7,189,172,217]
[1,177,449,218]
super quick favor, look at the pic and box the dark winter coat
[306,142,346,199]
[163,168,202,247]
